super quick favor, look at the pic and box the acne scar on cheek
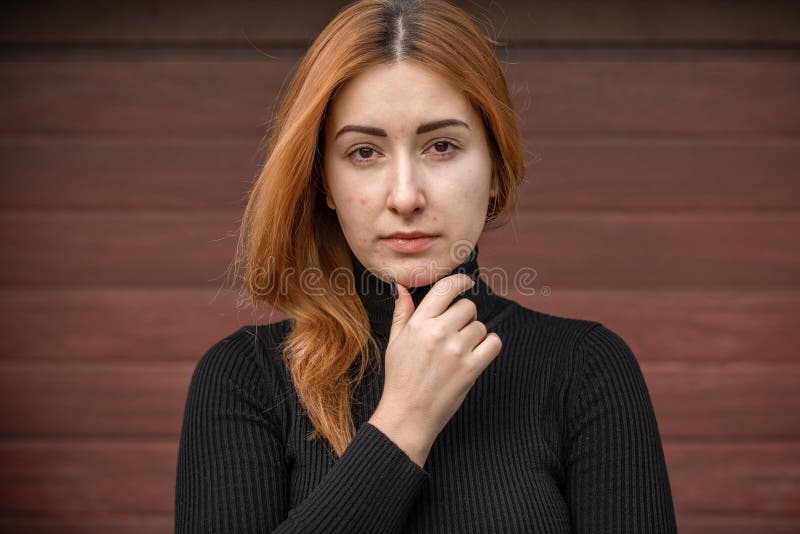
[359,197,367,205]
[432,216,438,222]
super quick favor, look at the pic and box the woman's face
[322,60,496,287]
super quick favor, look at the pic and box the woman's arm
[564,324,677,533]
[174,329,430,533]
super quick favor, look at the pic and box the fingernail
[390,277,398,300]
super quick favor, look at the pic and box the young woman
[175,0,677,532]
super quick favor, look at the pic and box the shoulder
[563,321,655,422]
[507,301,643,389]
[493,297,602,355]
[197,319,292,366]
[492,299,642,386]
[572,322,645,388]
[189,319,295,402]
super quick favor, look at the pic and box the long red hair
[233,0,527,458]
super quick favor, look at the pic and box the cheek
[335,198,374,235]
[452,179,489,206]
[341,196,372,211]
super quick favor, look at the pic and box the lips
[383,231,437,239]
[381,233,438,253]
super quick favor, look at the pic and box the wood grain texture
[666,441,800,515]
[480,212,800,288]
[0,138,263,210]
[2,58,798,135]
[518,289,800,363]
[2,0,798,44]
[0,288,282,361]
[0,518,172,534]
[678,516,800,534]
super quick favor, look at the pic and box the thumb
[389,278,414,344]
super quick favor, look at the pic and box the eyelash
[346,140,460,165]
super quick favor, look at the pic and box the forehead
[326,61,474,129]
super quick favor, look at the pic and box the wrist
[368,409,433,467]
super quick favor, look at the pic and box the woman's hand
[368,273,503,467]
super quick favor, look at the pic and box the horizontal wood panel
[678,516,800,534]
[518,138,800,210]
[2,0,798,45]
[520,289,800,363]
[1,212,797,287]
[2,137,798,210]
[1,288,795,363]
[0,364,191,438]
[2,58,797,135]
[0,288,282,362]
[0,518,171,534]
[646,364,800,439]
[481,212,800,288]
[0,441,177,519]
[0,363,796,439]
[0,212,238,286]
[666,441,800,515]
[0,441,795,519]
[0,138,262,210]
[0,60,287,135]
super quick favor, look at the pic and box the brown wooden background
[0,0,798,532]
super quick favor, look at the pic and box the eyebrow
[334,118,470,139]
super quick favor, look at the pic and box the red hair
[233,0,527,458]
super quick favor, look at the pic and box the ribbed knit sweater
[174,244,677,533]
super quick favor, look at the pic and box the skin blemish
[359,197,367,205]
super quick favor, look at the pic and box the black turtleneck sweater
[175,245,677,533]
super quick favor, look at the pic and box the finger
[416,273,475,318]
[458,320,488,351]
[389,280,415,344]
[466,332,503,371]
[437,296,478,330]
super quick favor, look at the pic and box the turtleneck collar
[348,243,499,340]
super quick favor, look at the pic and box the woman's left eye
[427,140,458,157]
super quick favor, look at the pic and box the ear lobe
[321,174,336,210]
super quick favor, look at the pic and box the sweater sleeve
[564,324,677,533]
[174,329,430,533]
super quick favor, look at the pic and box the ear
[321,173,336,210]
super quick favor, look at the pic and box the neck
[348,243,498,339]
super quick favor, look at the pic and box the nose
[386,156,426,216]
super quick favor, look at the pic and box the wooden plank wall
[0,0,798,532]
